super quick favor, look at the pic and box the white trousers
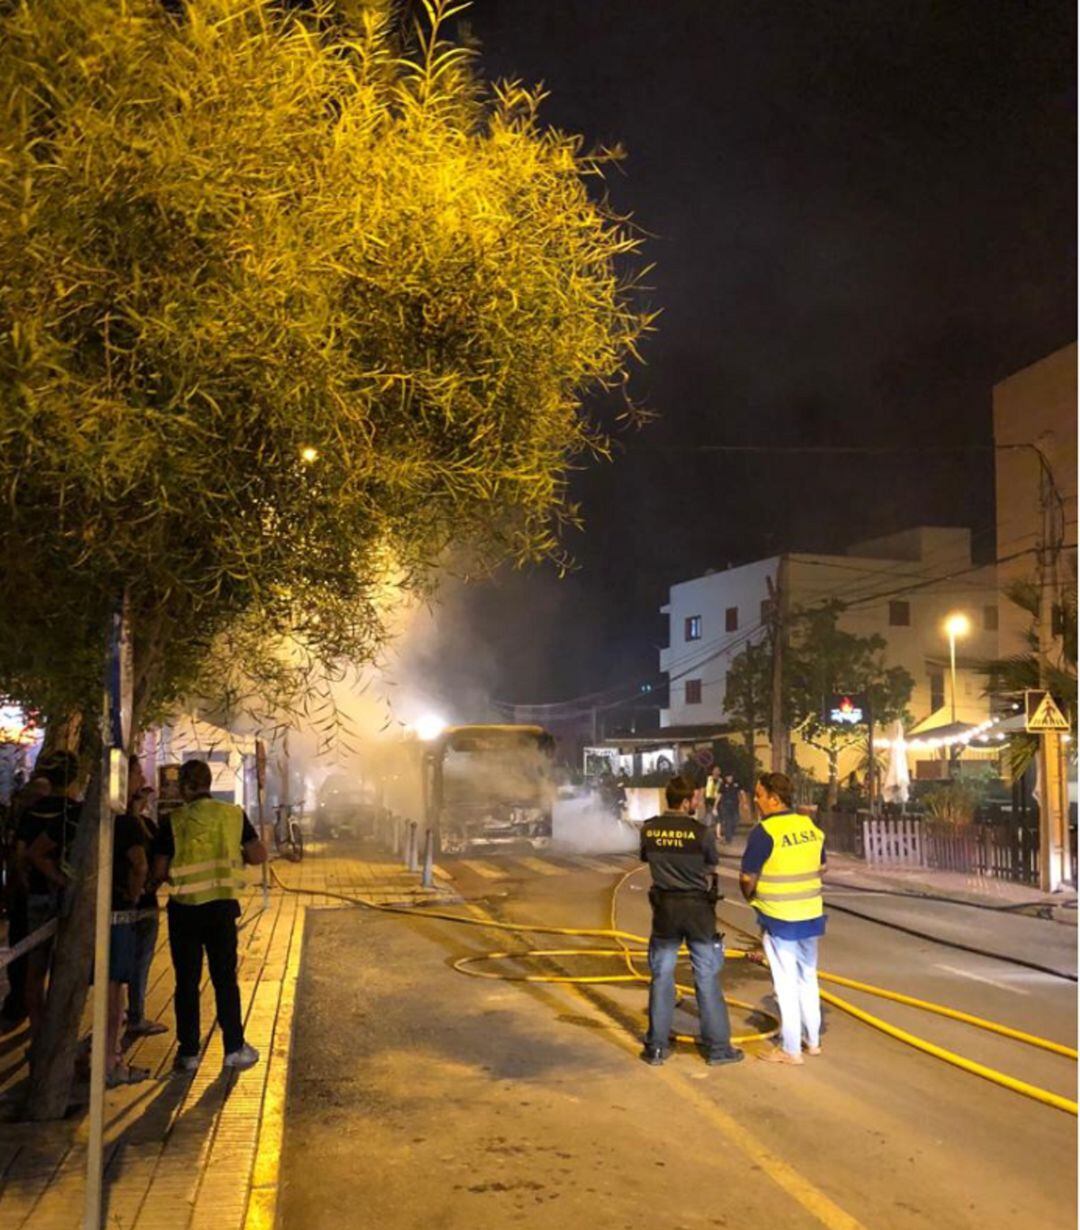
[762,932,821,1055]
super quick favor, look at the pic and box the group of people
[639,770,824,1067]
[1,754,266,1084]
[703,765,743,843]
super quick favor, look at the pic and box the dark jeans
[1,890,27,1022]
[721,806,739,843]
[167,899,245,1058]
[128,910,159,1023]
[645,892,732,1055]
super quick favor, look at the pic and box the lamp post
[944,612,971,725]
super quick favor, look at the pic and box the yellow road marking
[457,859,509,880]
[446,894,868,1230]
[244,907,306,1230]
[513,855,567,877]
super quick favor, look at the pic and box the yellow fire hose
[269,861,1077,1115]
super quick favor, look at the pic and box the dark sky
[425,1,1076,715]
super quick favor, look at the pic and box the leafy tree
[0,0,649,1116]
[788,604,914,808]
[722,637,771,776]
[982,577,1077,778]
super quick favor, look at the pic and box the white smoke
[553,793,638,854]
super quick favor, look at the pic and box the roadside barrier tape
[267,860,1077,1112]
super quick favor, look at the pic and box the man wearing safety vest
[152,759,267,1074]
[739,772,825,1065]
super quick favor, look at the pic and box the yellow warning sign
[1025,690,1070,732]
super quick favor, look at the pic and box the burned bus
[423,724,556,855]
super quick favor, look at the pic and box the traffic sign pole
[1026,689,1072,891]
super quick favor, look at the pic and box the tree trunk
[24,757,101,1120]
[826,751,839,810]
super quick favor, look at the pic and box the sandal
[106,1063,151,1087]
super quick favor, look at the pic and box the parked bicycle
[273,803,304,863]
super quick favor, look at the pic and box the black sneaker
[705,1046,745,1067]
[639,1045,666,1066]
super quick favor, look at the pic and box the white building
[659,526,998,781]
[993,343,1077,660]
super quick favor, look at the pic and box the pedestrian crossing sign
[1025,689,1070,732]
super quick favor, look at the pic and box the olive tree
[0,0,649,1116]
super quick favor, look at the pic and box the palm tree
[982,577,1077,777]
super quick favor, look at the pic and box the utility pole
[768,554,789,775]
[1034,436,1069,891]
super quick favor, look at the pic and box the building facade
[993,343,1078,661]
[659,526,999,782]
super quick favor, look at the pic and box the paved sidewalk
[0,842,451,1230]
[824,853,1078,921]
[719,830,1077,921]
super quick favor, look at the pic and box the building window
[725,606,738,632]
[889,600,910,627]
[685,679,702,705]
[984,605,998,632]
[929,669,945,713]
[685,615,702,641]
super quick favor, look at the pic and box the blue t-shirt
[741,816,827,939]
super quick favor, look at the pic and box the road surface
[279,844,1077,1229]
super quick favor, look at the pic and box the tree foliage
[0,0,650,1118]
[724,603,914,799]
[0,0,651,733]
[981,576,1077,777]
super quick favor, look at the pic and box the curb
[243,907,307,1230]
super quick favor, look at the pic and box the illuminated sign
[824,692,868,726]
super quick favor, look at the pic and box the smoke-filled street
[278,842,1076,1230]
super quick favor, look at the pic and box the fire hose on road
[269,861,1078,1116]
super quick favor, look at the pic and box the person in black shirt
[0,774,50,1032]
[124,760,166,1039]
[638,775,743,1068]
[20,751,82,1038]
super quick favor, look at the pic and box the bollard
[421,828,434,889]
[392,815,402,856]
[405,820,418,871]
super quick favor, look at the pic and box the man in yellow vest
[152,759,266,1074]
[739,772,825,1066]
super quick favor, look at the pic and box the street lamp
[943,612,971,724]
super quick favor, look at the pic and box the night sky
[422,1,1076,716]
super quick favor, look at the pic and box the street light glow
[414,713,448,742]
[944,612,971,639]
[300,445,319,464]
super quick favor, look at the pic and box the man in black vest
[639,775,743,1067]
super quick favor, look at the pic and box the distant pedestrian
[152,760,266,1074]
[20,751,82,1038]
[123,758,166,1040]
[704,766,721,820]
[739,772,826,1065]
[106,783,150,1086]
[719,774,742,844]
[638,775,743,1068]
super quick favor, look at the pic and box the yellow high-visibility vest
[169,797,246,906]
[751,811,825,923]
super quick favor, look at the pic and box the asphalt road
[279,846,1077,1230]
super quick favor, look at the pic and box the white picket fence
[862,817,925,868]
